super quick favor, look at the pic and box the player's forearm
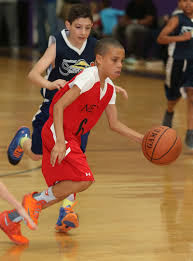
[110,121,144,143]
[28,70,50,89]
[53,86,80,143]
[53,104,65,143]
[138,16,153,26]
[157,35,185,45]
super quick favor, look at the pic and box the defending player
[0,38,143,245]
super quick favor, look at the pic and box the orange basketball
[142,126,182,165]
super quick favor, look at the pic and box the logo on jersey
[75,118,88,136]
[81,104,97,112]
[181,26,193,34]
[59,59,95,76]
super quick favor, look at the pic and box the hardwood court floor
[0,56,193,261]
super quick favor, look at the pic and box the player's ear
[96,54,103,65]
[65,20,71,31]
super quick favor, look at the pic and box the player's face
[98,47,125,80]
[180,0,193,15]
[66,18,93,48]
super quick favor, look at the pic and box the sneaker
[185,130,193,149]
[55,204,79,233]
[22,192,45,230]
[7,127,30,165]
[0,211,28,245]
[162,110,174,128]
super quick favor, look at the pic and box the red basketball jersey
[43,66,115,148]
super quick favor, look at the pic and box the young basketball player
[6,4,128,233]
[157,0,193,149]
[0,38,143,245]
[0,181,37,244]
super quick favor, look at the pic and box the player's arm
[28,43,67,90]
[157,16,191,44]
[0,182,37,230]
[115,85,128,100]
[51,85,81,166]
[138,15,154,26]
[105,104,144,144]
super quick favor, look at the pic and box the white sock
[33,187,56,203]
[67,194,75,202]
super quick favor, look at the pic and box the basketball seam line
[149,127,170,161]
[151,136,178,161]
[143,127,169,160]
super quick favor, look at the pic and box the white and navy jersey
[41,29,97,101]
[168,13,193,59]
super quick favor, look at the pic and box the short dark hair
[67,4,93,24]
[95,38,124,56]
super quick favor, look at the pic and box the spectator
[89,1,102,39]
[34,0,58,55]
[114,0,157,61]
[0,0,19,53]
[57,0,82,31]
[100,0,124,37]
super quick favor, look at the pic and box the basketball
[142,126,182,165]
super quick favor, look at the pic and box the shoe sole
[55,213,79,233]
[0,225,28,245]
[7,126,30,165]
[0,214,29,245]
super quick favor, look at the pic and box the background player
[0,37,143,245]
[157,0,193,149]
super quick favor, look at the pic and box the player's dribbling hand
[115,85,128,100]
[16,206,38,230]
[50,141,66,166]
[47,79,67,90]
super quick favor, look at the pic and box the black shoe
[162,110,174,128]
[185,130,193,150]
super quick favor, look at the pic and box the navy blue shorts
[164,58,193,100]
[31,102,50,155]
[31,102,90,155]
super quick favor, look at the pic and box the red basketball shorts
[42,126,94,187]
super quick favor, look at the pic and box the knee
[79,181,93,192]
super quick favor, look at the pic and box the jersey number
[75,118,88,136]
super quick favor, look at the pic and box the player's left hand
[51,141,66,166]
[115,85,128,99]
